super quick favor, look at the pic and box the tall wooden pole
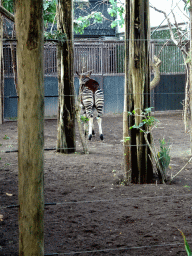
[124,0,153,183]
[56,0,76,153]
[190,0,192,153]
[15,0,44,255]
[123,0,131,181]
[0,0,3,124]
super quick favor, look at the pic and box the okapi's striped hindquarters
[76,71,104,140]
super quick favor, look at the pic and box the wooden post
[124,0,153,183]
[56,0,76,153]
[190,0,192,153]
[123,0,131,181]
[0,0,3,124]
[15,0,44,254]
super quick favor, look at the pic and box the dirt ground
[0,112,192,255]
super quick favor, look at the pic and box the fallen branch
[171,156,192,181]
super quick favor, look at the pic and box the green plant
[157,138,170,175]
[128,107,168,183]
[44,30,67,42]
[129,107,158,132]
[74,0,125,34]
[179,229,192,256]
[2,0,14,13]
[124,136,130,143]
[8,117,17,121]
[3,135,10,140]
[80,115,89,123]
[3,0,125,36]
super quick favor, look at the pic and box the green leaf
[109,0,115,5]
[44,30,66,42]
[3,135,9,140]
[184,185,190,188]
[130,123,144,130]
[111,20,118,28]
[144,107,154,114]
[43,0,57,24]
[108,8,117,17]
[2,0,14,13]
[124,137,130,142]
[80,116,89,123]
[93,12,103,23]
[179,229,192,256]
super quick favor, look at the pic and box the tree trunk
[124,0,153,183]
[0,3,3,124]
[56,0,76,153]
[190,0,192,152]
[123,0,131,181]
[15,1,44,255]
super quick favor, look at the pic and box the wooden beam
[0,5,14,22]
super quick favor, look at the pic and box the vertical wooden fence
[2,40,186,119]
[74,40,125,75]
[3,40,185,77]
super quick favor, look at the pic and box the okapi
[76,71,104,140]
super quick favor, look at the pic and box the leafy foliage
[157,138,170,175]
[43,0,57,27]
[2,0,14,13]
[3,0,125,36]
[74,0,125,34]
[3,0,57,23]
[74,11,104,34]
[107,0,124,28]
[129,107,158,131]
[44,30,66,41]
[3,135,10,140]
[128,108,169,182]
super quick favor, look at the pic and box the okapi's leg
[97,116,103,140]
[92,126,95,136]
[88,117,94,140]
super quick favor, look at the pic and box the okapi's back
[85,79,99,93]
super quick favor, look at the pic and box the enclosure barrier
[2,39,186,119]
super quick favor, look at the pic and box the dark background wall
[151,74,185,111]
[4,74,185,119]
